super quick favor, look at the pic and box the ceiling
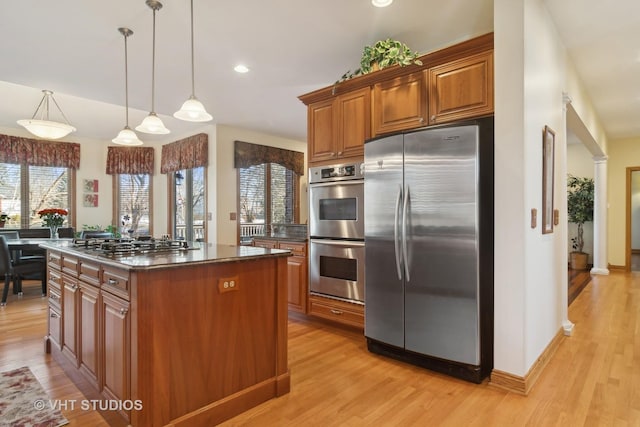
[0,0,637,145]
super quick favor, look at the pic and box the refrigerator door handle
[402,184,411,282]
[394,185,403,281]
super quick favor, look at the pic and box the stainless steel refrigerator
[364,117,494,383]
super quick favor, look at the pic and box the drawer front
[48,251,62,270]
[62,255,79,277]
[278,241,306,257]
[49,284,62,310]
[48,307,62,348]
[309,297,364,328]
[79,259,101,287]
[48,269,62,293]
[102,266,130,300]
[253,239,278,249]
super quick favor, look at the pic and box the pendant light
[136,0,170,134]
[113,27,143,146]
[17,90,76,140]
[173,0,212,122]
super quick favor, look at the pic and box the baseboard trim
[608,264,626,271]
[489,328,564,395]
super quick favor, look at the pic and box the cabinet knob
[108,278,118,286]
[330,309,343,315]
[419,117,424,123]
[50,312,58,318]
[430,115,436,121]
[119,308,128,316]
[337,151,343,156]
[331,152,336,157]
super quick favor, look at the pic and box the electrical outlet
[218,276,239,293]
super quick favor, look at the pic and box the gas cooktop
[72,237,195,256]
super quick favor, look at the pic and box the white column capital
[562,92,573,105]
[593,155,608,163]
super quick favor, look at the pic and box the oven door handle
[310,239,365,247]
[394,184,403,281]
[308,180,363,188]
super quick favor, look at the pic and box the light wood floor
[1,272,639,426]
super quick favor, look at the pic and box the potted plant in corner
[567,174,594,270]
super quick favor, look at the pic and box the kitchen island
[42,240,291,427]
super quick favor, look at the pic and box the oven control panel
[309,162,364,183]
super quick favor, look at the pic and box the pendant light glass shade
[113,127,143,146]
[113,27,143,146]
[174,0,212,122]
[136,0,170,135]
[17,90,76,140]
[174,96,212,122]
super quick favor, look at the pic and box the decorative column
[591,156,610,275]
[561,92,574,336]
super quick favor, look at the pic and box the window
[172,167,206,241]
[238,162,299,243]
[0,163,73,228]
[115,174,151,237]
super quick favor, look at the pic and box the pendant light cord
[124,32,130,126]
[190,0,195,97]
[151,6,157,113]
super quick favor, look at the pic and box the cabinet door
[253,239,278,249]
[338,87,370,160]
[372,71,426,136]
[79,284,100,388]
[428,51,494,124]
[286,255,307,313]
[308,98,338,163]
[62,274,79,365]
[101,290,130,420]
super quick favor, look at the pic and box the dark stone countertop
[39,240,290,271]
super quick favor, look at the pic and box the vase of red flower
[37,208,68,239]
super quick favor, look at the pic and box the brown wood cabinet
[78,282,99,388]
[307,87,370,165]
[254,239,308,313]
[45,245,291,426]
[101,290,130,421]
[308,294,364,329]
[428,50,494,124]
[372,71,427,136]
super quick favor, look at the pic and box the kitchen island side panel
[131,256,290,427]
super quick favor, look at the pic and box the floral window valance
[0,134,80,168]
[234,140,304,176]
[106,146,154,175]
[160,133,208,173]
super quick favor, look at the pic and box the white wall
[214,125,307,245]
[494,0,567,377]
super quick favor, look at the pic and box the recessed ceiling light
[234,64,250,73]
[372,0,393,7]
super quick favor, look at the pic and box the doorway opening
[626,167,640,271]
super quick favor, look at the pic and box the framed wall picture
[542,125,555,234]
[83,179,99,193]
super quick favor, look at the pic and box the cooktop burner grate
[72,237,191,255]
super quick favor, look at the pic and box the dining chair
[0,235,47,305]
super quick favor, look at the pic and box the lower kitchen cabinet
[101,290,131,421]
[61,273,79,364]
[254,239,308,313]
[308,294,364,329]
[79,283,100,388]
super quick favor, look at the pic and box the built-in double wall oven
[308,162,365,304]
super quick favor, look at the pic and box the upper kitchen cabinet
[372,71,427,136]
[307,87,370,165]
[428,50,494,125]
